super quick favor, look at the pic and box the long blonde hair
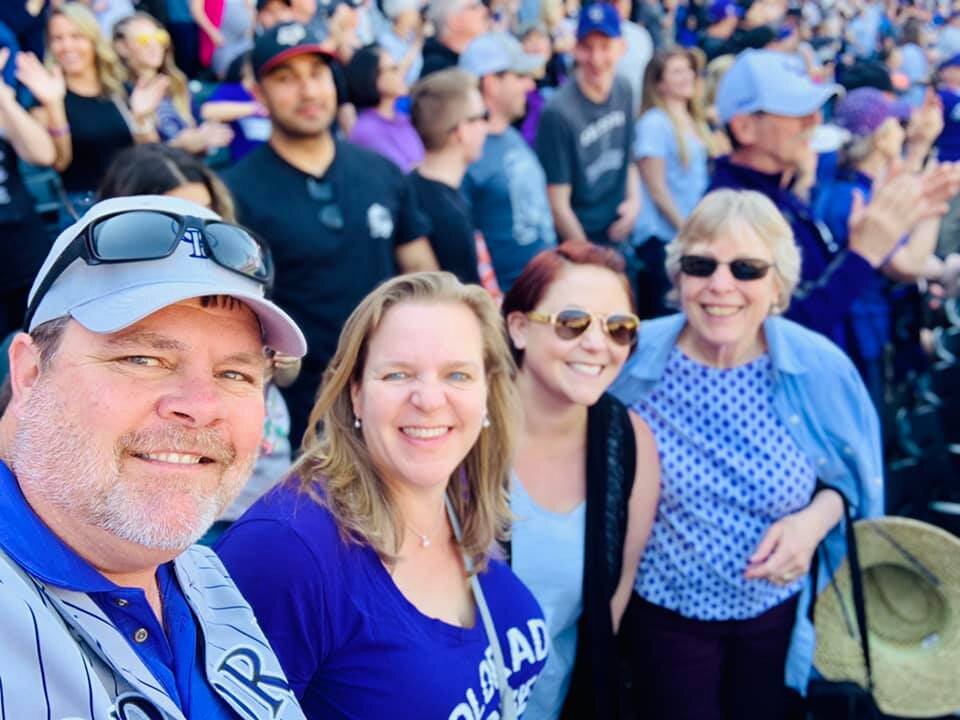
[114,13,195,127]
[296,272,519,573]
[48,3,128,99]
[640,48,710,166]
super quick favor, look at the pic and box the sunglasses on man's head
[526,309,640,346]
[679,255,774,281]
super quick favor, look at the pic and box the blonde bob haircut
[48,3,129,100]
[296,271,519,573]
[665,189,801,312]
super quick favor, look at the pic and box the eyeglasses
[526,309,640,346]
[130,29,170,47]
[447,109,490,133]
[306,177,345,231]
[679,255,775,281]
[24,210,274,329]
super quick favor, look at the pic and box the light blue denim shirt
[609,314,884,694]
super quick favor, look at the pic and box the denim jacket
[609,314,884,693]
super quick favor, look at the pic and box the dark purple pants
[622,593,800,720]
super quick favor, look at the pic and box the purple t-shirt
[347,108,425,172]
[215,483,547,719]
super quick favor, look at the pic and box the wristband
[48,125,70,138]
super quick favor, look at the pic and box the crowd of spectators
[2,0,960,716]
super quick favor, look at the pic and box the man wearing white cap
[711,49,958,350]
[0,195,308,719]
[460,30,556,291]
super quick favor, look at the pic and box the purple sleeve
[215,518,332,697]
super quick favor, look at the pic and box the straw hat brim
[814,516,960,718]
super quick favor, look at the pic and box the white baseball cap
[27,195,308,358]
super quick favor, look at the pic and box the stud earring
[482,415,491,429]
[354,417,362,429]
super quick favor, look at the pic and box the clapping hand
[14,51,65,107]
[130,74,170,124]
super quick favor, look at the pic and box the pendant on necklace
[420,535,431,548]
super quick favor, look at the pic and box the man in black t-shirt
[408,68,487,285]
[223,22,437,444]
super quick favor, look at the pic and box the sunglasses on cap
[679,255,774,281]
[526,308,640,346]
[24,210,274,329]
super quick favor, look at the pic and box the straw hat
[814,516,960,718]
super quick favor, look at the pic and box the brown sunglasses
[526,309,640,346]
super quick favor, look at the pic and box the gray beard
[8,377,256,551]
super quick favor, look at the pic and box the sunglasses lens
[92,211,180,260]
[729,260,771,281]
[679,255,718,277]
[205,222,272,282]
[606,315,639,345]
[554,309,591,339]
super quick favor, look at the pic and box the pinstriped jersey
[0,544,307,720]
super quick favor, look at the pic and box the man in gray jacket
[0,195,308,719]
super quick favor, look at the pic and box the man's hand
[607,195,640,243]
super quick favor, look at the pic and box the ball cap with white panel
[26,195,308,358]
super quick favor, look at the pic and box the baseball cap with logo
[26,195,307,357]
[459,31,545,77]
[252,21,334,80]
[716,49,843,124]
[577,2,621,41]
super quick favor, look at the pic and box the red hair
[501,241,635,365]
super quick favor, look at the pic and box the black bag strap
[809,488,874,693]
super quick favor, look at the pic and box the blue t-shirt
[632,107,708,244]
[462,127,556,292]
[937,86,960,162]
[633,349,817,621]
[215,483,548,719]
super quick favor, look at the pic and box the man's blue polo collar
[0,461,117,592]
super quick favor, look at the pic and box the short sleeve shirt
[535,77,634,240]
[215,484,548,718]
[632,108,709,243]
[633,349,817,620]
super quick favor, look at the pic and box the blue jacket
[610,314,884,693]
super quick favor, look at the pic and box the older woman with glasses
[611,189,884,720]
[216,272,547,719]
[503,241,659,720]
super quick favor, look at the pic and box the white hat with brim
[716,49,843,124]
[27,195,308,358]
[814,516,960,718]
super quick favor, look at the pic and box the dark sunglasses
[679,255,774,281]
[448,110,490,133]
[307,177,345,231]
[526,308,640,346]
[24,210,273,329]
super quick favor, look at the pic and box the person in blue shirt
[610,188,884,720]
[711,49,959,355]
[813,87,947,408]
[0,194,308,719]
[216,272,548,719]
[937,53,960,254]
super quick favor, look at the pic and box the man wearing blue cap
[535,2,640,249]
[710,49,955,351]
[0,195,308,718]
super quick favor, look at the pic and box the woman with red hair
[502,241,660,719]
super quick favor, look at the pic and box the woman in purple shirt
[345,44,424,171]
[216,272,547,719]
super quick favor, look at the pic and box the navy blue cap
[577,3,621,41]
[252,22,334,79]
[707,0,743,24]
